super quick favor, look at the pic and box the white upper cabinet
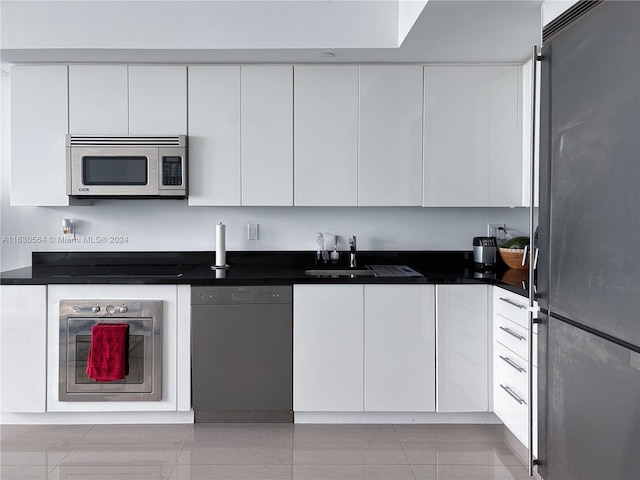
[358,66,423,206]
[128,66,187,135]
[69,65,128,135]
[423,65,521,207]
[436,284,490,412]
[188,66,241,206]
[364,285,436,412]
[11,65,69,206]
[241,65,293,206]
[294,65,358,206]
[69,65,186,135]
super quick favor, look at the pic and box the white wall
[0,203,529,271]
[542,0,580,26]
[0,63,528,271]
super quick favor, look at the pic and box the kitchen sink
[304,265,423,278]
[304,269,376,277]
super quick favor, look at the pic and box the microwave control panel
[162,156,183,186]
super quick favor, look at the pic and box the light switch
[248,223,259,240]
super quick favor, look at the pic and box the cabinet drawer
[495,377,528,447]
[494,343,529,447]
[495,316,529,361]
[494,343,528,396]
[494,288,528,328]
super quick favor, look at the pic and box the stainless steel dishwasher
[191,286,293,422]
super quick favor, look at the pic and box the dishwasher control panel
[191,286,292,305]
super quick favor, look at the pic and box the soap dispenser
[330,236,340,264]
[316,233,325,265]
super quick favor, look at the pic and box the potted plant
[498,236,530,270]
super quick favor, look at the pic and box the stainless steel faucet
[348,236,357,267]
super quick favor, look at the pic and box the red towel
[86,323,129,381]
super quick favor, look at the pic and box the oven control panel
[62,300,159,318]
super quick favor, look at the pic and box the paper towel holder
[210,264,229,270]
[211,222,230,270]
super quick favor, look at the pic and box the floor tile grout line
[166,463,177,480]
[170,424,194,479]
[44,423,97,473]
[392,423,418,480]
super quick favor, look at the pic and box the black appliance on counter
[537,2,640,478]
[472,236,497,270]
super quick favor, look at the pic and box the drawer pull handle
[499,355,526,373]
[500,384,526,405]
[499,326,526,341]
[499,297,527,309]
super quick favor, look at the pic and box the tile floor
[0,423,533,480]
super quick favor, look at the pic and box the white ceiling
[0,0,542,64]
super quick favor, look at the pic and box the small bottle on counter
[330,236,340,264]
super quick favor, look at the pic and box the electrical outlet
[248,223,259,240]
[488,223,505,238]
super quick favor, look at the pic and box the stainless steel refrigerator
[537,1,640,479]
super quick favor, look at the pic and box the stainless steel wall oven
[59,300,162,401]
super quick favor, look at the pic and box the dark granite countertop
[0,250,531,297]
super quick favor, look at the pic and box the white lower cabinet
[293,284,364,412]
[494,342,529,442]
[492,286,537,456]
[0,285,47,412]
[46,284,191,413]
[436,284,490,412]
[364,285,435,412]
[293,284,436,413]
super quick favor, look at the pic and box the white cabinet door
[69,65,128,135]
[11,65,69,206]
[364,285,436,412]
[293,285,363,412]
[0,285,47,412]
[423,65,521,207]
[358,66,423,206]
[241,65,293,206]
[188,66,241,206]
[294,66,358,206]
[128,66,187,135]
[436,284,489,412]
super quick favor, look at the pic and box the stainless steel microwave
[66,135,187,198]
